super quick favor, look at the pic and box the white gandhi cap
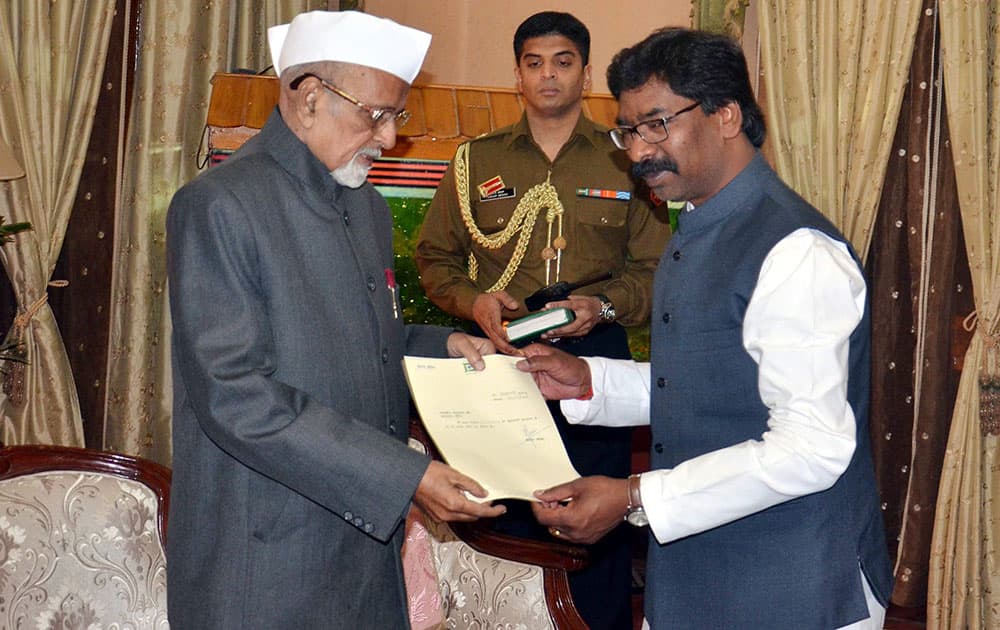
[268,11,431,85]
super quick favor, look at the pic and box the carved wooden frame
[0,444,171,545]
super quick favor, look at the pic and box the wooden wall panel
[205,75,621,163]
[489,92,524,129]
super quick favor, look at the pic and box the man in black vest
[517,28,893,629]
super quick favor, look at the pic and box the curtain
[103,0,325,464]
[928,2,1000,628]
[757,0,922,261]
[0,1,117,446]
[691,0,751,39]
[866,0,970,608]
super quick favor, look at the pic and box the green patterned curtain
[691,0,751,39]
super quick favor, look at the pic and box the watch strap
[594,293,616,323]
[627,474,643,510]
[625,474,649,527]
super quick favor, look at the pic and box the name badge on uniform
[576,187,631,201]
[478,175,516,202]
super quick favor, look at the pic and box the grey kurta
[166,109,450,629]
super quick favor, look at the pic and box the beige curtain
[757,0,922,261]
[692,0,751,39]
[928,3,1000,628]
[0,1,117,446]
[103,0,326,464]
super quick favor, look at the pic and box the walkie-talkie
[523,272,613,312]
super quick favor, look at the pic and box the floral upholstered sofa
[0,439,585,630]
[0,445,170,629]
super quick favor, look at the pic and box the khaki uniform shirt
[416,113,670,326]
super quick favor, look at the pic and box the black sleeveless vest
[645,154,892,629]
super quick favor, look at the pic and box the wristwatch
[594,294,616,323]
[625,474,648,527]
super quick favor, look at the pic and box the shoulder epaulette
[466,122,518,145]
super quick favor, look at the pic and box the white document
[403,354,580,502]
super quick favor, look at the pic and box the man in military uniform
[414,11,669,629]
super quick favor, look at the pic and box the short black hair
[513,12,590,66]
[607,27,766,148]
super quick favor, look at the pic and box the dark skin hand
[474,293,603,352]
[517,343,627,544]
[531,476,630,544]
[515,342,592,400]
[540,295,603,339]
[472,290,521,355]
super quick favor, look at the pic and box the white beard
[331,148,380,188]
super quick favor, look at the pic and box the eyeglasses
[608,101,701,150]
[290,73,411,130]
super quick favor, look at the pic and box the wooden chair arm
[451,520,589,572]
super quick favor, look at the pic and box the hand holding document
[403,354,580,502]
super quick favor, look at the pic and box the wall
[364,0,693,93]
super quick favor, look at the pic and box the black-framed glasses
[290,73,411,130]
[609,101,701,150]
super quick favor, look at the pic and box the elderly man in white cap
[165,11,505,628]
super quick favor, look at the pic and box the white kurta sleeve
[641,228,867,544]
[560,356,651,426]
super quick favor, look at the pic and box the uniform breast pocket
[574,199,629,262]
[472,197,520,236]
[576,198,628,229]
